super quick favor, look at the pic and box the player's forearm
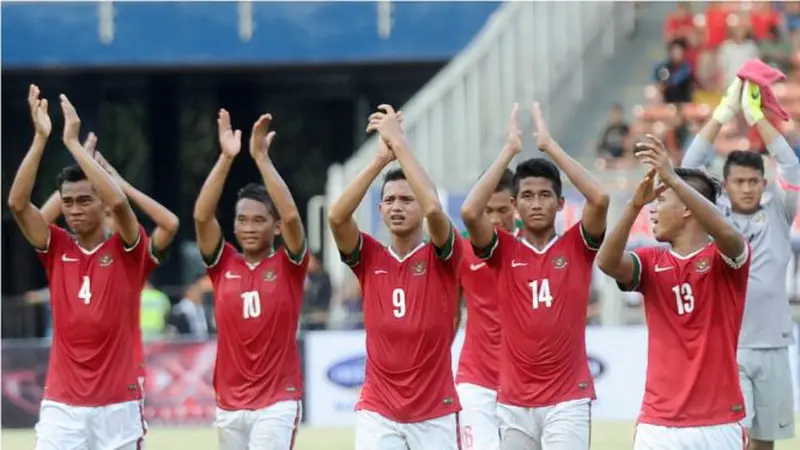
[40,191,62,224]
[64,138,128,209]
[680,127,718,169]
[388,137,443,217]
[8,134,47,212]
[461,146,516,224]
[662,172,744,255]
[542,138,609,208]
[254,157,305,252]
[758,122,800,169]
[193,155,234,223]
[596,203,639,278]
[121,181,179,243]
[328,158,386,226]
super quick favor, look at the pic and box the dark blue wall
[2,1,501,68]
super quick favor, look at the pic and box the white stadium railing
[313,1,637,288]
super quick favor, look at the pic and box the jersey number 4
[671,282,695,316]
[78,276,92,305]
[528,279,553,309]
[240,291,262,319]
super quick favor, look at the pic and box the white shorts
[634,422,746,450]
[355,410,460,450]
[497,398,591,450]
[214,400,302,450]
[457,383,500,450]
[738,347,795,441]
[35,399,145,450]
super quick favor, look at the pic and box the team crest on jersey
[99,253,113,267]
[552,255,568,269]
[411,261,427,276]
[694,257,710,274]
[263,270,277,282]
[753,211,766,224]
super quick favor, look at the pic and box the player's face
[486,190,516,232]
[650,188,686,242]
[515,177,563,233]
[60,180,105,235]
[379,179,423,236]
[723,165,765,214]
[234,198,276,254]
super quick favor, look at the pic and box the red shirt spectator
[665,4,696,43]
[749,4,781,41]
[703,4,735,50]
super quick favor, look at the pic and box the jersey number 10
[240,291,262,319]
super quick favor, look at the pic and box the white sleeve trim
[34,229,52,254]
[284,243,308,266]
[718,244,749,270]
[578,223,601,251]
[148,242,162,266]
[477,232,500,261]
[438,228,456,261]
[123,230,142,253]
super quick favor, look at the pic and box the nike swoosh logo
[224,271,241,279]
[779,422,790,429]
[469,263,486,271]
[61,254,79,262]
[374,269,388,275]
[654,266,673,272]
[511,261,528,268]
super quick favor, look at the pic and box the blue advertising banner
[2,2,500,68]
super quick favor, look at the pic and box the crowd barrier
[2,328,798,428]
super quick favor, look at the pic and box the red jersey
[133,243,161,381]
[456,237,501,390]
[37,224,149,406]
[344,231,462,423]
[626,243,750,427]
[207,242,308,411]
[481,223,597,408]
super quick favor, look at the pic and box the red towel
[737,59,790,121]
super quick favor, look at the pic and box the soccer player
[461,103,609,450]
[597,135,750,450]
[327,105,462,450]
[8,87,150,449]
[456,165,515,450]
[682,78,797,449]
[39,137,180,401]
[193,109,307,450]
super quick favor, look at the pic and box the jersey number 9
[392,288,406,318]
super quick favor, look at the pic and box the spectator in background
[597,103,630,161]
[784,2,800,36]
[168,275,212,339]
[339,276,364,330]
[140,281,171,340]
[697,2,736,89]
[719,21,760,87]
[747,1,781,42]
[760,25,794,74]
[301,252,332,331]
[654,40,695,103]
[664,3,698,68]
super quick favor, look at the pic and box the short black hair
[495,169,515,194]
[56,164,88,191]
[723,150,765,179]
[674,167,720,204]
[380,168,407,199]
[237,183,279,219]
[513,158,562,197]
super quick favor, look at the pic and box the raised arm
[367,104,451,248]
[682,78,742,168]
[327,140,394,256]
[638,135,745,260]
[95,152,179,257]
[193,109,240,261]
[7,85,53,250]
[532,102,609,242]
[461,104,522,249]
[742,80,800,220]
[59,95,139,246]
[41,132,99,225]
[249,114,305,259]
[597,169,665,286]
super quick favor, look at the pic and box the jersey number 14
[528,279,553,309]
